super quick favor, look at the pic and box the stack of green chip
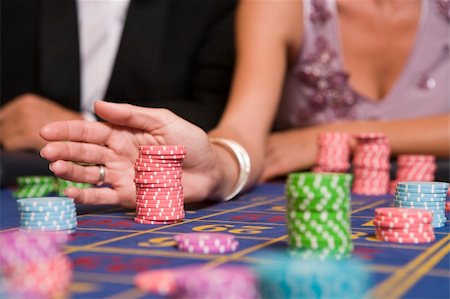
[14,176,91,198]
[14,176,57,198]
[55,178,91,196]
[285,172,354,260]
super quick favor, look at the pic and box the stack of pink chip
[390,155,436,194]
[373,207,435,244]
[352,133,391,195]
[313,132,350,173]
[135,265,258,299]
[134,145,186,225]
[174,233,239,254]
[0,231,72,298]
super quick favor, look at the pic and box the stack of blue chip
[255,252,371,299]
[17,197,77,233]
[394,182,448,228]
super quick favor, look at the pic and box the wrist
[208,137,251,201]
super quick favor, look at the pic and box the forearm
[207,127,266,200]
[204,0,301,199]
[323,114,450,157]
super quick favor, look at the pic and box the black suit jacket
[0,0,236,186]
[1,0,236,131]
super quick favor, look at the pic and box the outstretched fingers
[49,160,110,185]
[40,120,113,145]
[63,186,134,208]
[41,141,111,165]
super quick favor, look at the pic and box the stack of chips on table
[18,197,77,233]
[255,252,370,299]
[14,176,57,198]
[14,176,91,198]
[394,181,448,228]
[313,132,350,173]
[134,265,258,299]
[0,231,72,298]
[174,233,239,254]
[390,155,436,194]
[352,133,391,195]
[134,145,185,225]
[285,172,354,260]
[373,207,435,244]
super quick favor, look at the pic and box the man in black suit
[0,0,236,185]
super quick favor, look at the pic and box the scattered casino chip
[0,231,72,298]
[352,133,390,195]
[392,182,448,228]
[135,268,179,296]
[286,172,354,260]
[135,265,258,299]
[174,233,239,254]
[314,132,350,173]
[17,197,78,233]
[134,145,186,225]
[373,207,436,243]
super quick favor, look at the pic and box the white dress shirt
[77,0,130,120]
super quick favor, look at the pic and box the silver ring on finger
[97,165,106,186]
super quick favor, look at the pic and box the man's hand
[40,101,220,207]
[0,93,83,150]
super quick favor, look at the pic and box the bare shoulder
[237,0,303,57]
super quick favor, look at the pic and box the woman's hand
[261,127,318,182]
[40,101,220,207]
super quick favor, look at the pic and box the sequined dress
[274,0,449,130]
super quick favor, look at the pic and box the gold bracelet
[209,137,251,201]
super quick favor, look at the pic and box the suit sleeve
[150,1,236,131]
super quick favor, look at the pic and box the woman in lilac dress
[40,0,449,206]
[258,0,449,180]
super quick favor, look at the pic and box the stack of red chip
[174,233,239,254]
[390,155,436,194]
[373,207,435,244]
[352,133,391,195]
[314,132,350,173]
[134,145,185,225]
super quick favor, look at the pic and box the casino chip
[0,231,72,298]
[14,176,91,198]
[390,155,436,194]
[352,133,390,195]
[392,182,448,228]
[314,132,350,173]
[286,172,354,260]
[373,207,436,243]
[134,145,186,225]
[17,197,78,233]
[174,233,239,254]
[255,252,370,299]
[14,176,56,198]
[135,265,258,299]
